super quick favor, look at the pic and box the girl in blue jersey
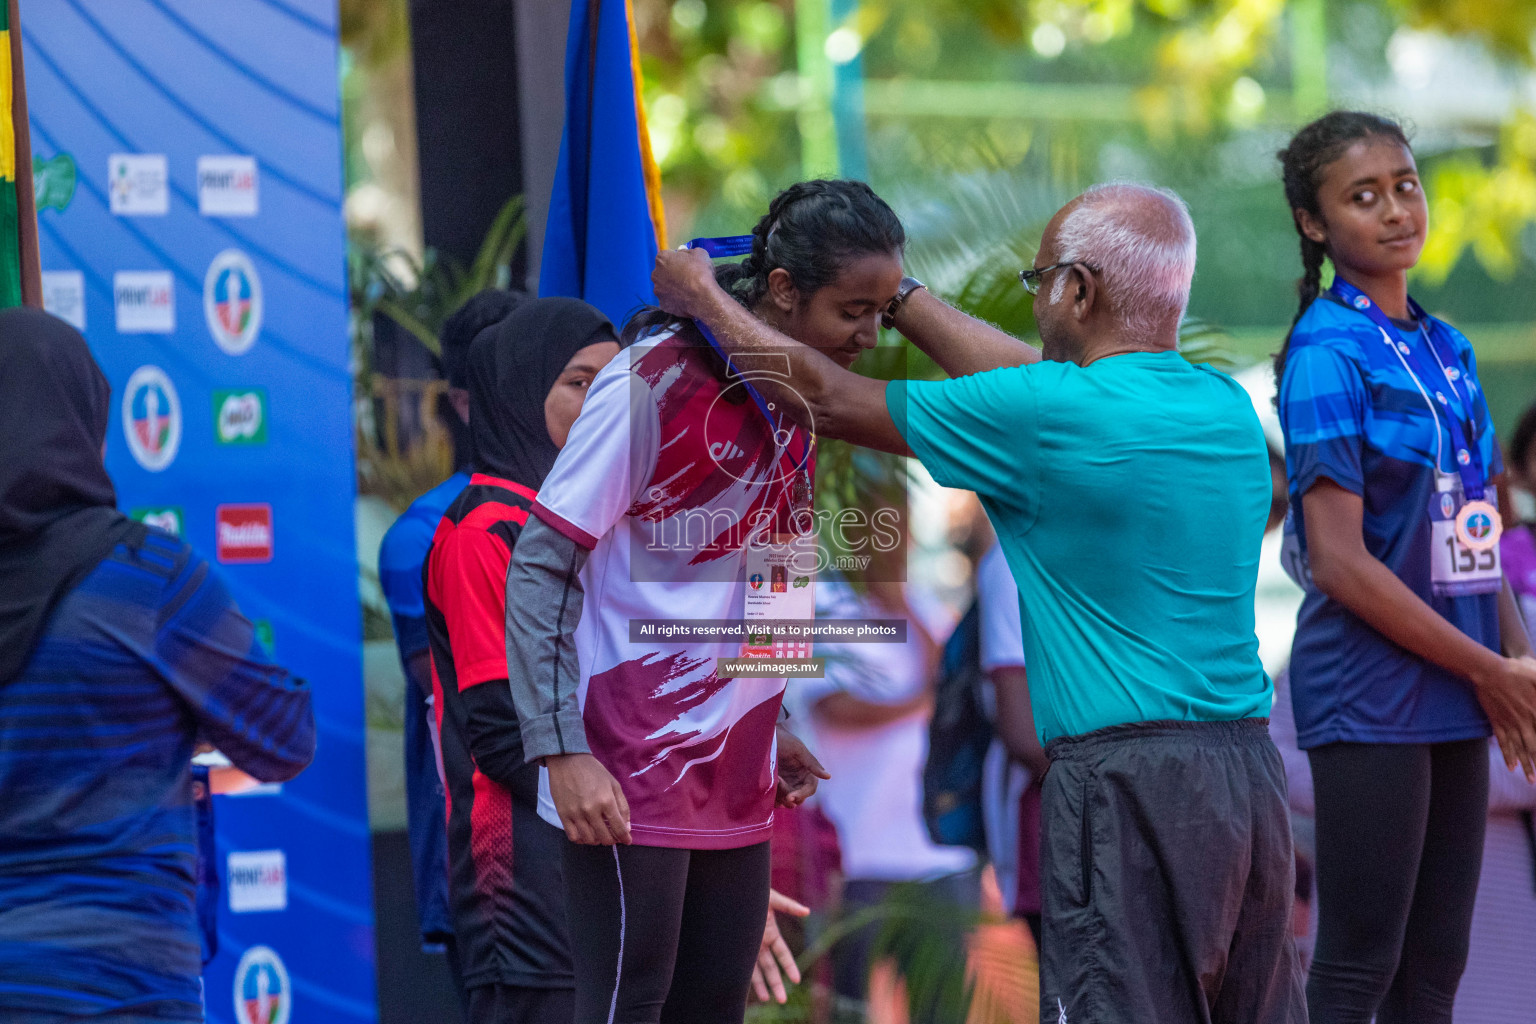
[1275,110,1536,1024]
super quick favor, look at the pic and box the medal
[791,468,811,514]
[1454,500,1502,552]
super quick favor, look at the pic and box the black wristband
[882,276,926,330]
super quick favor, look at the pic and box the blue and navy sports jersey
[377,470,469,944]
[0,528,314,1020]
[379,472,473,659]
[1279,295,1503,748]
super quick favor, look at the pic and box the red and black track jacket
[423,473,570,989]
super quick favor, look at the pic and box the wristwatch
[881,276,926,330]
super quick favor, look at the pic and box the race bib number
[741,532,816,660]
[1429,487,1502,597]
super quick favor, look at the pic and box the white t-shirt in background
[801,579,976,883]
[975,541,1030,910]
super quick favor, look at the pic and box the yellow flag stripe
[623,0,666,250]
[0,29,14,183]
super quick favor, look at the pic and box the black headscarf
[466,297,616,489]
[0,308,146,683]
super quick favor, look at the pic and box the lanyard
[1327,279,1487,500]
[687,235,755,259]
[685,236,813,475]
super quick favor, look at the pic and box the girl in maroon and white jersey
[505,180,907,1023]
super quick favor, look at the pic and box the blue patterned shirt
[0,529,314,1020]
[1279,295,1502,747]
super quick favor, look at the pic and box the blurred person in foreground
[377,288,522,1004]
[0,308,315,1021]
[653,181,1305,1024]
[802,513,980,1016]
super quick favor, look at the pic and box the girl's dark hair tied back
[716,178,905,308]
[623,178,905,345]
[1273,111,1411,395]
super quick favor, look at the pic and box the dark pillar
[512,0,570,290]
[409,0,525,280]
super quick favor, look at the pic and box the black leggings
[1307,739,1489,1024]
[562,840,771,1024]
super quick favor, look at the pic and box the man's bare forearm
[693,288,911,455]
[889,288,1040,377]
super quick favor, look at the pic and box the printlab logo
[204,249,263,355]
[233,945,291,1024]
[216,504,274,564]
[131,507,184,537]
[114,271,175,334]
[108,153,168,215]
[122,366,182,472]
[227,849,287,913]
[214,389,268,444]
[41,270,86,330]
[197,155,259,216]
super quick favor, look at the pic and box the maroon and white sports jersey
[530,324,809,849]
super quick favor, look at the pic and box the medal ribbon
[1328,279,1487,500]
[685,236,814,477]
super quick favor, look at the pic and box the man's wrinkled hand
[652,247,720,321]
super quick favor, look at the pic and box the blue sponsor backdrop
[25,1,376,1021]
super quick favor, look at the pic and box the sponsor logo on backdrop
[130,507,184,537]
[253,619,275,653]
[108,153,168,215]
[115,271,175,334]
[33,153,78,212]
[204,250,263,354]
[122,366,182,472]
[198,156,259,216]
[227,850,287,913]
[216,504,273,563]
[233,945,291,1024]
[41,271,86,330]
[214,389,268,444]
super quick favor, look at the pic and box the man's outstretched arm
[888,287,1041,377]
[652,248,910,455]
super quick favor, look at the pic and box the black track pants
[1040,718,1306,1024]
[562,840,771,1024]
[1306,738,1489,1024]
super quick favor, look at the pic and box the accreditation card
[741,532,817,659]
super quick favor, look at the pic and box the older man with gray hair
[652,181,1305,1024]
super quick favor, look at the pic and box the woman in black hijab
[422,297,621,1024]
[465,295,620,485]
[0,307,144,683]
[0,309,314,1022]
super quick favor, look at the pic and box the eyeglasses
[1018,261,1096,295]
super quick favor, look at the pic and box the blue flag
[540,0,666,327]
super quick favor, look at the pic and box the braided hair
[623,179,905,345]
[1274,111,1411,393]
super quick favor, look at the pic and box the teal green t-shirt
[888,350,1273,744]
